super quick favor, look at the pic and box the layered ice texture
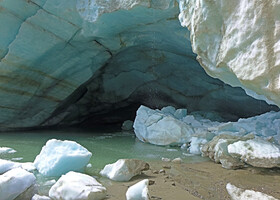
[34,139,92,176]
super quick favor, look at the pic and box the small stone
[163,165,171,169]
[149,180,155,185]
[161,157,171,162]
[172,158,182,164]
[152,170,159,174]
[171,182,176,186]
[122,120,134,131]
[159,169,165,174]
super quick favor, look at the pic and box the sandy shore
[101,160,280,200]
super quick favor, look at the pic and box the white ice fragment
[161,157,171,162]
[87,163,92,168]
[32,194,51,200]
[226,183,278,200]
[100,159,149,182]
[11,157,23,161]
[44,179,56,186]
[0,159,35,174]
[0,168,36,200]
[49,171,106,200]
[126,179,150,200]
[0,147,16,154]
[166,149,178,152]
[34,139,92,176]
[189,137,208,155]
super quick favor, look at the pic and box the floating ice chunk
[11,157,23,161]
[44,179,56,186]
[226,183,278,200]
[0,147,16,154]
[228,139,280,168]
[0,168,36,200]
[21,162,36,172]
[49,171,107,200]
[32,194,51,200]
[100,159,149,182]
[122,120,134,131]
[0,159,35,174]
[34,139,92,176]
[166,149,178,152]
[189,137,208,154]
[134,106,194,145]
[126,179,150,200]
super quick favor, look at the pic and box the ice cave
[0,0,279,200]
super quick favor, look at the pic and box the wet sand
[101,161,280,200]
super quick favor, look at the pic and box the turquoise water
[0,129,208,195]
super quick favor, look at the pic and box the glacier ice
[34,139,92,176]
[179,0,280,107]
[126,179,150,200]
[100,159,149,182]
[0,0,276,130]
[134,105,280,169]
[49,171,107,200]
[226,183,278,200]
[0,168,36,200]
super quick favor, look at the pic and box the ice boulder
[201,134,254,169]
[0,159,35,174]
[34,139,92,176]
[133,105,194,145]
[226,183,278,200]
[228,139,280,168]
[100,159,149,182]
[0,147,16,154]
[49,171,107,200]
[126,179,150,200]
[0,168,36,200]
